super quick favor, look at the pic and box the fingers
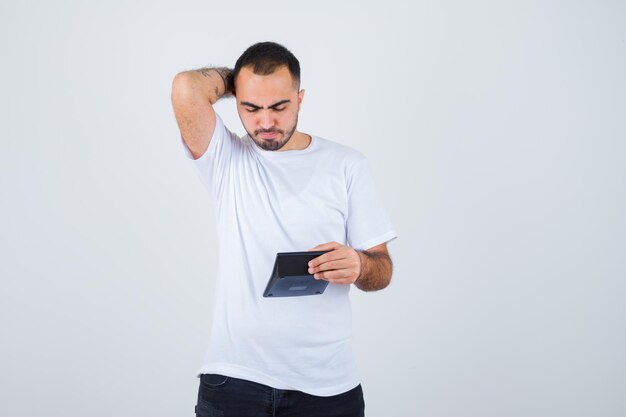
[312,268,357,281]
[312,268,359,284]
[308,248,350,270]
[311,259,344,271]
[307,244,361,284]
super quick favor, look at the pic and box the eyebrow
[240,99,291,110]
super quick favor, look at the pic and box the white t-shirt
[181,114,397,396]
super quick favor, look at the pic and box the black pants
[195,374,365,417]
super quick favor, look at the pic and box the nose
[259,110,275,129]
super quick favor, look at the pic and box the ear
[298,89,305,109]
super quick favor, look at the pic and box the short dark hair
[232,42,300,89]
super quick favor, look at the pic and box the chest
[225,154,348,231]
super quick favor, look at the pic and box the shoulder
[215,113,244,141]
[313,136,368,167]
[212,113,250,151]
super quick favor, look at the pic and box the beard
[247,115,299,151]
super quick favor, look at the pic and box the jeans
[195,374,365,417]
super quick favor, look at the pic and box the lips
[259,132,278,139]
[256,130,282,140]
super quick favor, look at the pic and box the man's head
[233,42,301,90]
[233,42,304,151]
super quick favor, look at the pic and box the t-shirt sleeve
[179,114,238,199]
[345,157,398,251]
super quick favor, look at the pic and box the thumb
[309,241,339,251]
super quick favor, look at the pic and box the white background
[1,1,625,416]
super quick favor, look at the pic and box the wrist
[194,67,234,99]
[210,67,234,96]
[356,250,367,282]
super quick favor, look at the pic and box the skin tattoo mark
[197,67,233,96]
[211,68,228,88]
[197,68,214,79]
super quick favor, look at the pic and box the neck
[279,131,311,151]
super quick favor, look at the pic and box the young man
[171,42,397,417]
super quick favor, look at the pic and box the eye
[245,108,259,113]
[273,107,286,112]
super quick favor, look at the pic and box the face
[235,65,305,151]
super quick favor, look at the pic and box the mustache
[254,128,284,135]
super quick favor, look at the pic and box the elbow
[355,272,392,292]
[375,274,393,292]
[354,251,393,292]
[172,70,209,102]
[380,275,392,291]
[171,71,195,97]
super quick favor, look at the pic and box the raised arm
[171,67,234,159]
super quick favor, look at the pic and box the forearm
[171,66,235,158]
[173,67,234,105]
[354,250,393,292]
